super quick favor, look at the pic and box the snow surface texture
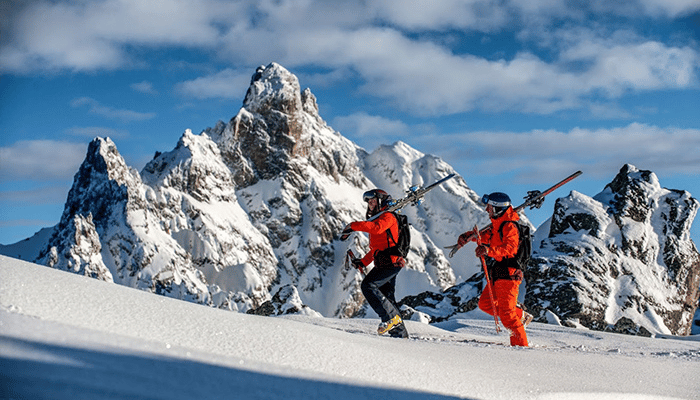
[1,256,698,400]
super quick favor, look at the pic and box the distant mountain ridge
[2,63,698,336]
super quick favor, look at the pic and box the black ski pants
[361,265,402,322]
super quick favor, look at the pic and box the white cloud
[602,0,700,18]
[368,0,509,32]
[215,16,698,116]
[559,30,699,95]
[0,140,86,182]
[130,81,157,95]
[332,112,413,150]
[415,123,700,182]
[0,0,241,72]
[70,97,156,122]
[176,68,252,99]
[2,0,698,117]
[333,112,410,138]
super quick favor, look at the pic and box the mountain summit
[2,63,698,336]
[526,164,700,335]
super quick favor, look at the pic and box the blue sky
[1,0,699,246]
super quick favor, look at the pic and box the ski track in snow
[1,255,699,400]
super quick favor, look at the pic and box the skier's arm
[349,213,394,235]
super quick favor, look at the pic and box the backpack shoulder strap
[498,220,520,240]
[385,212,399,246]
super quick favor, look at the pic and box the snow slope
[1,256,698,400]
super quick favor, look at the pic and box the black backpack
[386,212,411,258]
[497,220,532,270]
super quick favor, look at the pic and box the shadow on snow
[0,336,472,400]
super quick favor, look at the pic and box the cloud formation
[176,68,252,99]
[2,0,698,117]
[130,81,158,95]
[70,97,156,122]
[415,123,700,182]
[0,140,86,182]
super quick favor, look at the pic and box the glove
[339,224,354,241]
[475,244,489,258]
[457,231,475,246]
[351,258,364,271]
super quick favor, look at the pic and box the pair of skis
[342,173,457,274]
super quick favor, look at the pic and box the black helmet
[363,189,392,218]
[481,192,511,217]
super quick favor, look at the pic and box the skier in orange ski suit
[457,192,529,347]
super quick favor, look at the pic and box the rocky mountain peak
[58,137,139,232]
[142,129,236,202]
[526,164,700,336]
[244,62,303,116]
[603,163,660,223]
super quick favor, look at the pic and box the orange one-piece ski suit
[477,207,528,347]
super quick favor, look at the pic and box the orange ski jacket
[480,206,522,281]
[350,212,403,268]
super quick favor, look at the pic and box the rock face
[525,165,700,336]
[9,63,483,318]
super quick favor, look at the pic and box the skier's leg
[494,280,528,346]
[379,274,409,338]
[361,266,402,322]
[379,274,400,311]
[478,283,498,316]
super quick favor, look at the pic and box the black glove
[351,258,364,270]
[339,225,354,241]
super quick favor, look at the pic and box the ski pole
[474,225,501,333]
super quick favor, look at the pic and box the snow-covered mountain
[1,63,698,337]
[525,165,700,336]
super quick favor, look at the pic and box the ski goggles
[481,194,511,207]
[363,189,388,203]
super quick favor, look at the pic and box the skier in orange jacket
[342,189,408,338]
[457,192,532,346]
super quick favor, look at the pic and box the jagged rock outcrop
[38,137,212,305]
[247,284,322,317]
[40,213,112,281]
[526,164,700,336]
